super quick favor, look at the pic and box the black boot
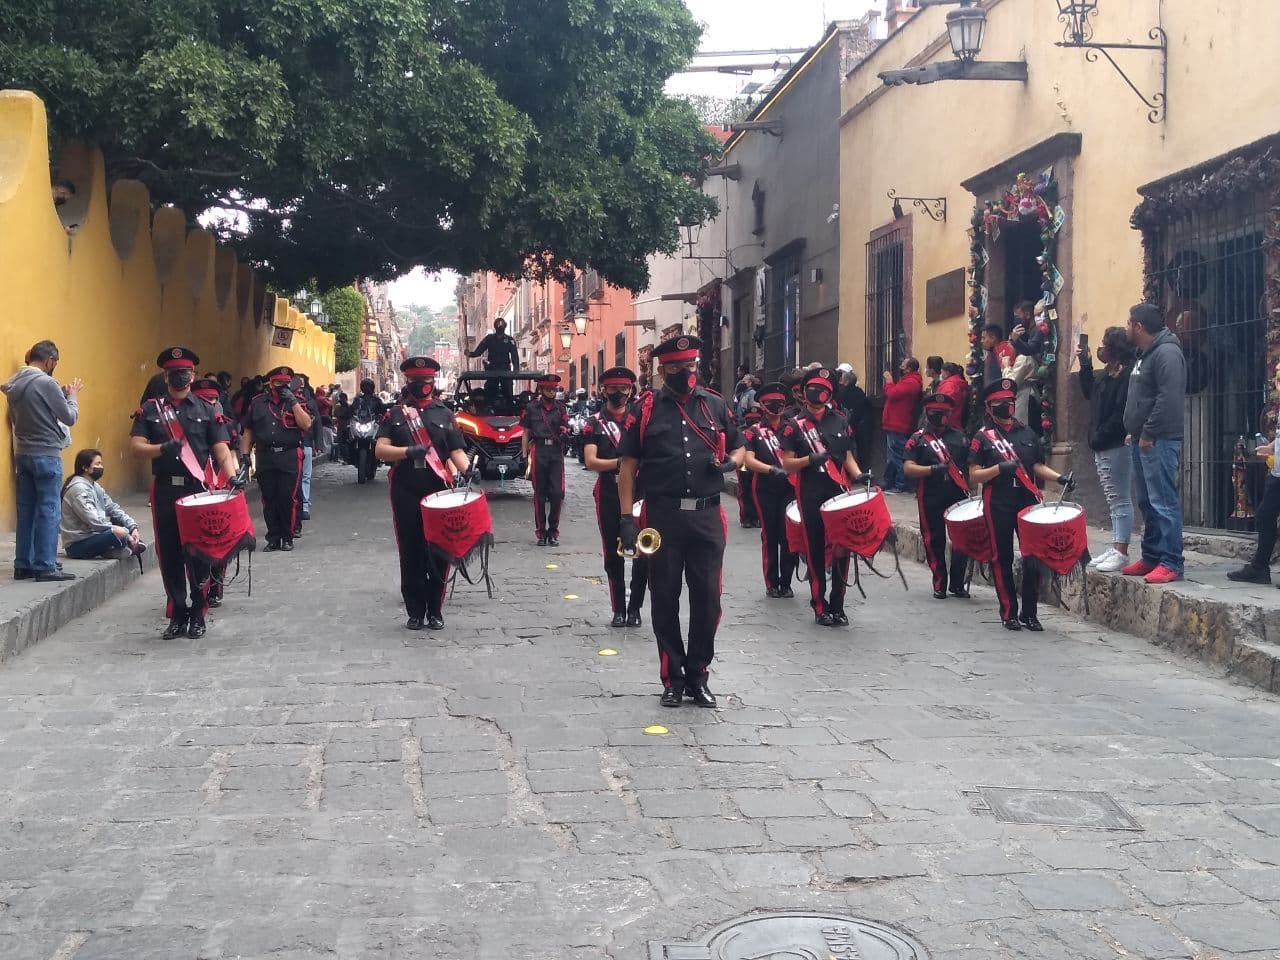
[406,617,425,630]
[660,687,682,707]
[187,618,206,639]
[427,614,445,630]
[625,609,642,628]
[684,681,717,708]
[1003,618,1022,631]
[162,617,188,640]
[610,612,626,628]
[1228,563,1271,584]
[1019,615,1044,632]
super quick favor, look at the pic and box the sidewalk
[0,490,154,662]
[728,476,1280,694]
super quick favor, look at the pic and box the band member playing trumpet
[742,382,797,598]
[618,335,743,708]
[968,378,1075,631]
[904,392,972,600]
[780,367,870,627]
[583,366,647,628]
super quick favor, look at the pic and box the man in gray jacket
[1120,303,1186,584]
[2,341,82,581]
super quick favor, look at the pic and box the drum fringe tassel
[1040,551,1090,615]
[842,530,909,597]
[206,550,253,598]
[437,533,495,600]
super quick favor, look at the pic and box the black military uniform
[582,367,647,628]
[193,378,240,608]
[469,320,520,406]
[521,374,568,545]
[781,368,863,627]
[243,366,308,551]
[905,392,971,600]
[742,383,797,598]
[618,335,743,708]
[378,357,467,630]
[130,348,233,639]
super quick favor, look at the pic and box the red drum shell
[820,487,892,559]
[1017,502,1088,575]
[785,501,805,555]
[421,489,493,559]
[175,490,256,565]
[944,498,994,564]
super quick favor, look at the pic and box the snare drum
[943,498,994,564]
[785,501,806,555]
[1017,501,1088,575]
[820,487,892,559]
[420,489,493,560]
[175,490,256,565]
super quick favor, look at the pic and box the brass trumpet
[617,528,662,558]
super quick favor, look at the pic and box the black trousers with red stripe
[256,448,301,544]
[389,473,450,620]
[151,477,211,620]
[799,490,849,616]
[918,489,969,593]
[646,499,726,689]
[986,488,1040,621]
[737,469,759,525]
[753,477,796,591]
[530,443,565,538]
[594,477,648,615]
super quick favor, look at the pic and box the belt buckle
[680,497,697,510]
[170,475,186,487]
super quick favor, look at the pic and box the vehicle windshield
[453,376,540,417]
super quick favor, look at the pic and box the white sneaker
[1089,547,1116,568]
[1095,551,1128,573]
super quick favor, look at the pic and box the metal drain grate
[973,786,1143,831]
[650,912,928,960]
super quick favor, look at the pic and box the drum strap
[796,416,849,490]
[152,399,216,489]
[755,423,784,466]
[981,428,1042,502]
[402,406,452,486]
[923,433,969,492]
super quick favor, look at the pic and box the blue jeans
[884,431,908,492]
[1133,438,1183,572]
[1094,446,1133,546]
[301,445,313,514]
[15,454,62,574]
[65,529,129,560]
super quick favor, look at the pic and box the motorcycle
[567,412,588,464]
[349,414,380,484]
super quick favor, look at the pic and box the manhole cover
[650,912,928,959]
[975,786,1143,831]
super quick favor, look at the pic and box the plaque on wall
[925,268,966,323]
[271,325,294,349]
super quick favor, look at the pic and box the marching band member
[742,382,797,598]
[241,366,312,553]
[903,392,971,600]
[521,373,568,546]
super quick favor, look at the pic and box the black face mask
[991,401,1014,420]
[669,371,697,396]
[89,467,104,481]
[804,386,830,406]
[605,390,630,407]
[167,369,194,390]
[407,382,434,403]
[925,409,947,427]
[762,400,785,415]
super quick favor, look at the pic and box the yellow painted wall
[0,91,334,528]
[839,0,1280,385]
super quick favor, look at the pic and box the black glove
[277,386,296,405]
[708,458,736,474]
[453,471,471,488]
[619,515,638,552]
[930,462,949,477]
[229,462,249,490]
[405,444,426,462]
[159,439,182,457]
[809,451,830,470]
[1056,471,1076,491]
[998,459,1019,476]
[856,471,874,485]
[768,466,788,480]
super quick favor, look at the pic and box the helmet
[836,362,853,374]
[360,378,375,395]
[575,388,587,398]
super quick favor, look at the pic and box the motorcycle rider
[468,317,520,407]
[348,379,386,481]
[570,388,589,416]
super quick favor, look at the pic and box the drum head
[786,502,801,523]
[177,490,238,506]
[423,489,483,509]
[945,499,984,522]
[820,488,878,512]
[1021,502,1084,523]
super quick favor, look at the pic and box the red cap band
[808,377,834,391]
[660,349,699,363]
[602,377,633,387]
[757,389,786,401]
[986,389,1015,402]
[161,358,196,370]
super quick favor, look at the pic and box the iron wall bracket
[1056,27,1168,124]
[888,189,947,222]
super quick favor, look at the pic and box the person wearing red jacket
[881,358,923,493]
[937,363,969,430]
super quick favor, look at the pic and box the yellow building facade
[839,0,1280,529]
[0,91,335,528]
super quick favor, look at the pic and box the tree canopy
[320,286,365,373]
[0,0,718,292]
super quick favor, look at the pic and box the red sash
[923,432,969,492]
[402,406,452,486]
[754,422,784,466]
[152,398,217,489]
[981,427,1042,501]
[795,415,849,490]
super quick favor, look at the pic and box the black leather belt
[649,494,721,511]
[536,438,560,447]
[155,474,196,487]
[268,444,300,452]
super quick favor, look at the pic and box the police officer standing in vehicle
[375,357,472,631]
[241,366,312,552]
[521,373,569,546]
[618,335,743,708]
[742,382,797,599]
[468,316,520,407]
[130,348,242,640]
[583,366,647,628]
[904,392,971,600]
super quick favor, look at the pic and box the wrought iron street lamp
[309,299,322,318]
[559,325,573,350]
[879,0,1026,86]
[571,299,590,336]
[1054,0,1098,44]
[945,0,986,61]
[1053,0,1167,124]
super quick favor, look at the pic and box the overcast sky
[388,0,879,309]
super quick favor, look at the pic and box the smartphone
[1078,332,1089,352]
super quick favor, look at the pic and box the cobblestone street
[4,462,1280,959]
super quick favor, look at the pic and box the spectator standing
[981,323,1013,386]
[881,357,923,494]
[60,449,147,560]
[1077,326,1135,573]
[734,372,757,420]
[3,340,80,581]
[1121,303,1186,584]
[924,356,943,393]
[937,363,969,430]
[836,365,872,462]
[1228,437,1280,584]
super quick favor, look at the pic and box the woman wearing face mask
[583,367,647,628]
[60,449,147,560]
[742,382,798,599]
[780,368,871,627]
[903,394,971,600]
[1076,326,1135,574]
[968,378,1075,631]
[375,357,472,631]
[241,365,313,554]
[520,373,569,546]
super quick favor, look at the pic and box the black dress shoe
[660,687,682,707]
[684,684,717,708]
[406,617,425,630]
[933,589,948,600]
[1019,616,1044,632]
[187,619,206,639]
[626,610,642,627]
[207,594,222,608]
[949,587,970,598]
[163,617,188,640]
[292,527,303,538]
[280,540,294,551]
[779,586,794,598]
[547,536,559,546]
[13,568,33,580]
[1003,618,1022,631]
[611,613,627,628]
[536,537,547,546]
[830,610,849,626]
[766,585,781,598]
[815,612,835,627]
[1228,563,1271,584]
[427,614,445,630]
